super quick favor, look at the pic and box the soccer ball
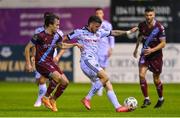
[124,97,138,110]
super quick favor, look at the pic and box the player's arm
[108,36,115,58]
[133,34,143,58]
[111,27,138,36]
[57,42,83,50]
[24,41,35,72]
[144,39,166,56]
[53,49,66,63]
[30,47,36,70]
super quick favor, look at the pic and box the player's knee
[39,76,46,84]
[60,75,69,86]
[139,73,145,79]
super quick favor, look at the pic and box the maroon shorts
[139,56,163,74]
[36,61,63,78]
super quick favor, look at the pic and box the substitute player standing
[133,7,166,108]
[95,8,115,96]
[63,16,137,112]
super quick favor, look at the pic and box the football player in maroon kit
[133,7,166,108]
[25,13,82,112]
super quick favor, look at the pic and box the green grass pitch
[0,82,180,117]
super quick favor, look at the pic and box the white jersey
[67,26,111,60]
[98,20,115,55]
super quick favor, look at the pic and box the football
[124,97,138,110]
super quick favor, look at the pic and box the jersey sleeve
[56,29,64,43]
[99,28,111,38]
[31,27,44,45]
[67,29,81,40]
[108,24,115,48]
[158,25,166,40]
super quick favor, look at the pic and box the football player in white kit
[95,8,115,96]
[63,16,137,112]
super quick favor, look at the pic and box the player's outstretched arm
[24,41,34,72]
[111,27,138,37]
[57,42,83,50]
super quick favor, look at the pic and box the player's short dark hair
[95,7,103,11]
[44,14,59,27]
[145,7,155,12]
[88,15,102,25]
[43,12,54,19]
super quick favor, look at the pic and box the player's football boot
[81,98,91,110]
[141,99,151,108]
[116,106,129,112]
[41,96,53,109]
[34,100,42,107]
[154,99,164,108]
[49,98,58,112]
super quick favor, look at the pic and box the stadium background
[0,0,180,83]
[0,0,180,117]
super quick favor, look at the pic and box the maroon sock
[53,84,68,100]
[140,79,148,98]
[155,81,163,98]
[45,80,58,97]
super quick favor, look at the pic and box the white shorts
[80,59,103,82]
[98,55,109,68]
[35,71,41,79]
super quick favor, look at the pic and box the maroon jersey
[138,20,166,59]
[31,29,63,64]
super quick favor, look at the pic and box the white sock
[159,97,164,101]
[37,83,47,101]
[86,80,103,100]
[145,97,150,100]
[107,90,121,109]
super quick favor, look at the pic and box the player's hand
[129,27,138,34]
[53,56,60,63]
[30,56,36,70]
[25,62,33,72]
[133,50,138,58]
[108,48,113,58]
[144,47,154,56]
[75,43,84,50]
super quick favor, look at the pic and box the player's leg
[139,64,151,108]
[153,73,164,108]
[82,79,103,110]
[36,62,62,111]
[80,59,104,110]
[34,71,47,107]
[103,77,129,112]
[47,65,69,112]
[96,55,108,96]
[149,57,164,108]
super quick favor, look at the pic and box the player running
[133,7,166,108]
[63,15,137,112]
[25,13,83,112]
[31,12,66,107]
